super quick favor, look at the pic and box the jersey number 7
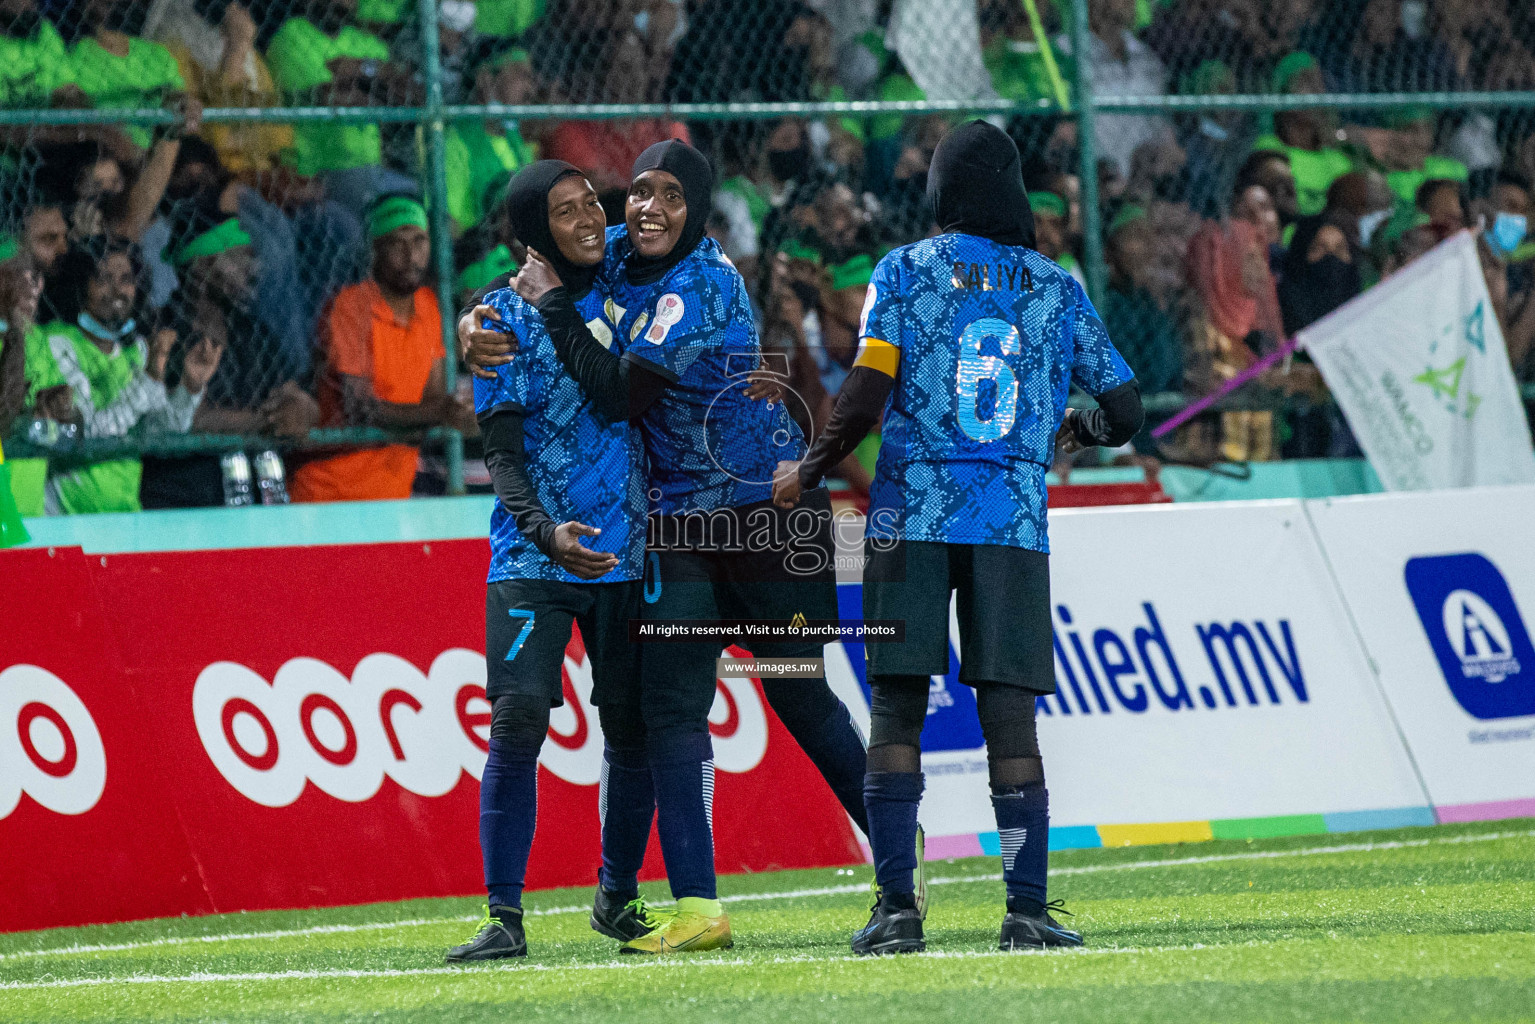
[505,608,536,661]
[956,317,1020,442]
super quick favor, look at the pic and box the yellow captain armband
[853,337,899,378]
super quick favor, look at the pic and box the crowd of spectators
[0,0,1532,515]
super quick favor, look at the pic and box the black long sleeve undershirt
[797,365,896,489]
[1069,379,1145,448]
[534,287,672,421]
[479,407,558,556]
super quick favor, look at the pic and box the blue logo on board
[1404,553,1535,720]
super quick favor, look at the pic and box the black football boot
[590,888,653,942]
[446,905,527,963]
[851,888,926,955]
[999,898,1083,950]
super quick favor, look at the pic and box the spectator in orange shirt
[290,194,477,503]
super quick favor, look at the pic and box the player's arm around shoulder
[459,288,525,380]
[470,297,535,416]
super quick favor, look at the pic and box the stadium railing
[2,0,1534,494]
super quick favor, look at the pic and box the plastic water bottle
[254,450,289,505]
[220,451,254,507]
[25,418,78,447]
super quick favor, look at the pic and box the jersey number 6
[956,317,1020,442]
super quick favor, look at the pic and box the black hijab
[1278,213,1362,336]
[927,120,1036,249]
[505,159,601,299]
[626,139,715,286]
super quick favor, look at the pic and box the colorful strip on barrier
[926,806,1439,860]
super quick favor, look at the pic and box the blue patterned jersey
[861,234,1133,552]
[601,233,804,514]
[474,285,647,583]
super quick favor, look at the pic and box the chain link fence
[0,0,1532,513]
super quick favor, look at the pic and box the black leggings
[495,694,650,767]
[867,675,1044,789]
[489,694,552,755]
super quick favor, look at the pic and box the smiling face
[85,251,136,331]
[546,174,606,267]
[626,170,687,259]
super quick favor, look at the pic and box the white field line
[0,940,1357,992]
[3,828,1529,967]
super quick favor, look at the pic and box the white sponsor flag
[1300,231,1535,491]
[887,0,997,103]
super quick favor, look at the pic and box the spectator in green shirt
[0,261,34,544]
[1374,108,1469,213]
[445,45,537,235]
[69,0,189,152]
[356,0,545,39]
[0,2,139,161]
[1,254,60,522]
[0,1,81,107]
[265,0,420,219]
[1252,53,1353,217]
[29,238,223,514]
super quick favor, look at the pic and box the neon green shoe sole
[620,899,734,955]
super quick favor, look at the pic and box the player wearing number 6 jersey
[773,121,1144,955]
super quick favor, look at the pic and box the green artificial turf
[3,819,1532,1023]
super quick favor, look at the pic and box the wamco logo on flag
[1405,553,1535,720]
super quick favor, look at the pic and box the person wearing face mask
[27,238,223,513]
[751,119,827,296]
[493,139,874,956]
[1279,184,1367,337]
[1484,173,1531,271]
[1274,172,1397,457]
[1318,169,1396,283]
[443,161,654,963]
[1482,173,1535,385]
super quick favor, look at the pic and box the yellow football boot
[619,897,733,954]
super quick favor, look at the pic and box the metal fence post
[1067,0,1106,306]
[415,0,464,495]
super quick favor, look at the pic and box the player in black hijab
[927,119,1036,248]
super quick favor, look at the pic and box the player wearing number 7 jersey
[773,121,1144,955]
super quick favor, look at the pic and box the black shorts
[486,578,643,706]
[640,490,840,711]
[863,539,1054,692]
